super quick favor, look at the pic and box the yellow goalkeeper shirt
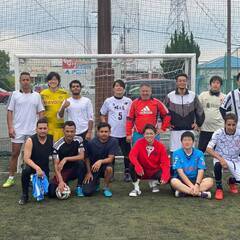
[40,88,69,142]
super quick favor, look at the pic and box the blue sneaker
[75,186,84,197]
[103,187,112,197]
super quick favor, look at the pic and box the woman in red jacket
[129,124,170,197]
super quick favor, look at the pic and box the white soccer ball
[56,185,71,200]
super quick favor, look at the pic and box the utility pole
[226,0,232,92]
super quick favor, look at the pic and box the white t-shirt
[100,96,132,138]
[64,96,94,134]
[7,90,44,135]
[199,91,225,132]
[207,128,240,162]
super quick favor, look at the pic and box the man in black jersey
[48,121,86,198]
[19,118,53,205]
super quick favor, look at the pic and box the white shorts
[11,133,32,144]
[170,130,194,152]
[214,158,240,181]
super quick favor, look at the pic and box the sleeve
[198,92,203,105]
[219,92,232,119]
[157,100,171,131]
[159,144,170,182]
[129,141,143,174]
[126,101,136,136]
[52,146,59,161]
[194,95,205,127]
[207,130,220,149]
[197,151,206,170]
[37,94,45,113]
[87,99,94,121]
[7,92,15,111]
[75,136,85,153]
[100,99,109,116]
[172,151,183,170]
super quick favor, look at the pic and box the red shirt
[129,138,170,182]
[126,98,171,136]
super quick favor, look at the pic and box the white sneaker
[200,191,211,199]
[148,180,159,192]
[129,189,142,197]
[152,185,160,193]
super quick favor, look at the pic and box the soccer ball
[56,185,71,200]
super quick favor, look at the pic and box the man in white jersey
[100,79,132,182]
[3,72,45,188]
[198,76,225,152]
[207,113,240,200]
[58,80,94,141]
[220,72,240,129]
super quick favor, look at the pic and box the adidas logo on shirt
[140,106,153,115]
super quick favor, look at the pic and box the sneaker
[124,172,131,182]
[18,195,28,205]
[152,185,160,193]
[148,180,159,193]
[215,189,224,200]
[75,186,84,197]
[200,191,211,199]
[3,178,15,188]
[103,187,112,197]
[229,183,238,194]
[129,189,142,197]
[175,190,186,198]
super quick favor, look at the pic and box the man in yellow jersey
[40,72,69,142]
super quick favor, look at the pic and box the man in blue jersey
[171,131,213,198]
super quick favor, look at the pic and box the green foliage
[0,50,14,91]
[162,24,200,79]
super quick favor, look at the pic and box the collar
[114,95,123,100]
[209,90,220,96]
[183,148,194,159]
[175,88,189,95]
[138,96,154,100]
[20,89,33,93]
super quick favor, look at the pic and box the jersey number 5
[118,112,122,120]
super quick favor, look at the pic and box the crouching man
[171,131,213,199]
[128,124,170,197]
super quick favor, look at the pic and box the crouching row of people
[19,113,240,204]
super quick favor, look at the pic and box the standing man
[3,72,44,188]
[40,72,69,142]
[19,118,53,205]
[58,80,94,141]
[126,83,171,145]
[82,122,119,197]
[100,80,132,181]
[48,121,86,198]
[220,72,240,129]
[164,73,205,153]
[198,76,225,152]
[207,113,240,200]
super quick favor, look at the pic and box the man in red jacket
[126,83,171,145]
[128,124,170,197]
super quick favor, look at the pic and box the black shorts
[198,131,214,153]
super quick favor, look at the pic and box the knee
[82,183,95,197]
[170,178,179,188]
[105,166,113,175]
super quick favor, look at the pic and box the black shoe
[124,172,131,182]
[18,195,28,205]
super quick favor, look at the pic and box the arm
[194,96,205,127]
[159,145,170,183]
[83,157,94,184]
[37,94,45,118]
[99,99,108,123]
[219,92,232,119]
[100,114,107,122]
[38,111,44,118]
[129,142,144,176]
[177,169,195,189]
[158,100,171,131]
[7,110,15,138]
[58,99,70,118]
[126,101,135,141]
[24,138,44,177]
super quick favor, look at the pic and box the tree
[162,24,200,79]
[0,50,14,91]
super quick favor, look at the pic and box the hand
[91,160,102,173]
[58,181,67,193]
[85,131,92,141]
[62,100,70,109]
[8,127,15,138]
[189,184,195,195]
[126,135,132,143]
[157,128,165,134]
[36,167,44,177]
[193,184,200,196]
[220,159,228,169]
[58,158,67,172]
[83,172,93,184]
[135,164,144,176]
[191,123,198,131]
[160,179,167,185]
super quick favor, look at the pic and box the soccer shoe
[75,186,84,197]
[2,178,15,188]
[229,183,238,194]
[129,189,142,197]
[200,191,211,199]
[148,180,159,193]
[174,190,186,198]
[103,188,112,197]
[215,189,224,200]
[18,195,28,205]
[124,172,131,182]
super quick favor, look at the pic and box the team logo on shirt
[140,106,152,115]
[146,146,154,157]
